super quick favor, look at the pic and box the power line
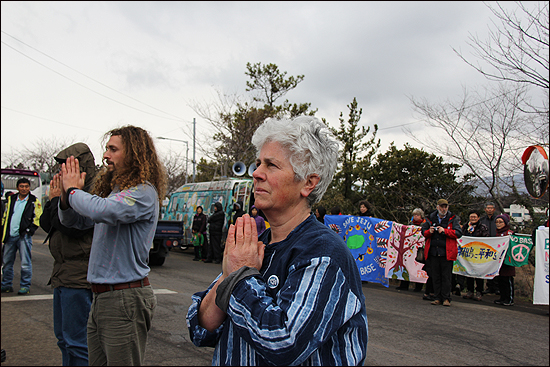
[1,31,190,123]
[1,105,104,133]
[378,121,419,131]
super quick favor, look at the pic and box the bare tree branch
[407,83,545,212]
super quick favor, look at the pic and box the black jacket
[208,202,225,234]
[192,212,208,233]
[2,193,42,242]
[39,142,96,288]
[461,221,489,237]
[480,215,497,237]
[232,200,246,225]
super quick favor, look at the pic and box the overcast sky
[0,1,541,172]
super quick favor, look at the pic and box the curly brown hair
[92,125,167,201]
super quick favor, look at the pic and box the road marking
[1,288,177,302]
[1,294,53,302]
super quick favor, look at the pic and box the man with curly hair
[57,125,166,366]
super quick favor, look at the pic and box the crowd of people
[190,202,267,264]
[0,115,545,366]
[315,199,526,308]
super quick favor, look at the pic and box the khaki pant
[87,286,156,366]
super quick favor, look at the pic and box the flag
[385,222,427,283]
[324,215,390,287]
[504,233,533,267]
[453,236,509,279]
[533,227,549,305]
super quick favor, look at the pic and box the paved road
[1,229,548,366]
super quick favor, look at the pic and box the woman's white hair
[251,116,339,207]
[412,208,425,218]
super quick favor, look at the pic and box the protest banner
[324,215,389,287]
[385,222,427,283]
[453,236,509,279]
[504,233,533,267]
[533,227,549,305]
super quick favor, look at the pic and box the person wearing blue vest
[187,116,368,366]
[1,178,42,295]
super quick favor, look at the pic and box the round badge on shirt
[267,275,279,289]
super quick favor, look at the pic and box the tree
[161,148,189,195]
[245,62,305,107]
[2,137,73,181]
[321,98,380,215]
[361,143,478,224]
[408,83,544,213]
[191,62,316,178]
[453,1,549,116]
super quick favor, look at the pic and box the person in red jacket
[421,199,462,307]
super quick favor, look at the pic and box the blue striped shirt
[187,214,368,366]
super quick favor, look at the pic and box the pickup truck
[149,220,187,266]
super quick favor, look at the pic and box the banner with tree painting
[385,222,427,283]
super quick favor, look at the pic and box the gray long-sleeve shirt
[59,183,159,284]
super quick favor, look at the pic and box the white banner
[533,227,549,305]
[453,236,509,279]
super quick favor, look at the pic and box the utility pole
[193,118,196,183]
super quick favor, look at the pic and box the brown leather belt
[91,277,150,293]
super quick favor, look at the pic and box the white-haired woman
[187,116,368,366]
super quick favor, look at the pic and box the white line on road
[1,288,177,302]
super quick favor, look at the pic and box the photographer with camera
[421,199,462,307]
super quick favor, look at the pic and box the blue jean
[1,234,33,288]
[54,287,93,366]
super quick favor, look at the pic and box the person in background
[231,200,245,225]
[422,199,462,307]
[1,181,4,219]
[330,205,341,215]
[397,208,426,293]
[480,202,499,295]
[192,206,208,261]
[206,202,224,264]
[315,205,326,223]
[187,115,368,365]
[494,214,515,306]
[192,228,204,261]
[1,178,42,295]
[39,142,97,366]
[58,125,166,365]
[461,210,489,301]
[250,205,266,236]
[356,200,373,217]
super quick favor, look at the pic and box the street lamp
[157,137,189,184]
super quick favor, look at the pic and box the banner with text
[453,236,509,279]
[324,215,390,287]
[533,227,549,305]
[504,233,534,267]
[385,222,427,283]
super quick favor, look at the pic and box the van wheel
[148,253,166,266]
